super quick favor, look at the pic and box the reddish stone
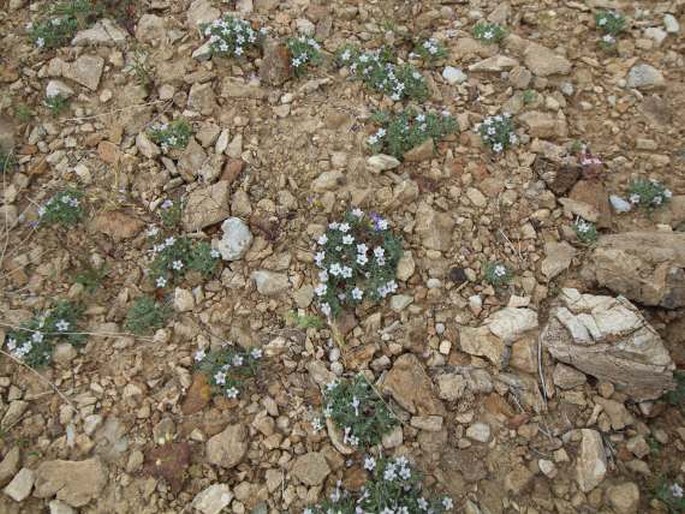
[181,373,212,415]
[97,141,121,164]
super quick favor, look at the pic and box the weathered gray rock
[367,154,400,173]
[576,429,606,492]
[466,422,491,443]
[442,66,467,84]
[3,467,34,502]
[135,132,161,159]
[252,270,289,295]
[182,181,231,231]
[206,424,248,469]
[46,80,74,99]
[0,448,20,488]
[414,203,454,252]
[72,19,128,46]
[518,110,568,138]
[436,373,467,401]
[34,458,108,507]
[524,43,571,76]
[173,288,195,313]
[542,288,675,400]
[468,55,519,72]
[215,217,253,261]
[136,14,167,46]
[188,82,217,115]
[291,452,330,486]
[606,482,640,514]
[191,484,234,514]
[583,232,685,309]
[627,64,665,90]
[552,363,586,390]
[187,0,220,28]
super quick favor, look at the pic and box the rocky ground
[1,0,685,513]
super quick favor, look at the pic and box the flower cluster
[314,209,402,318]
[337,46,428,102]
[368,109,458,159]
[149,236,221,288]
[195,345,262,399]
[572,217,598,244]
[203,15,263,58]
[287,35,322,76]
[147,119,192,153]
[414,38,447,61]
[26,0,92,50]
[4,301,84,368]
[483,261,512,287]
[628,178,672,209]
[656,480,685,512]
[38,189,84,226]
[595,10,625,47]
[304,456,453,514]
[322,375,397,449]
[475,113,517,154]
[473,22,507,44]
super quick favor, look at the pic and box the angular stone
[182,181,231,231]
[606,482,640,514]
[188,82,217,115]
[135,132,161,159]
[576,429,606,492]
[627,63,665,90]
[442,66,467,85]
[367,154,400,173]
[187,0,220,28]
[1,400,28,429]
[136,15,167,46]
[584,232,685,309]
[543,288,675,400]
[92,210,144,240]
[552,363,586,389]
[541,241,576,280]
[191,484,233,514]
[259,38,292,86]
[181,373,212,415]
[459,326,506,367]
[34,458,108,507]
[3,467,34,502]
[312,170,344,192]
[214,217,253,261]
[569,180,612,229]
[62,55,104,91]
[466,422,491,443]
[252,270,289,295]
[46,80,74,99]
[486,307,538,341]
[519,110,567,138]
[380,354,444,416]
[524,43,571,76]
[178,138,208,181]
[291,452,330,486]
[206,424,248,469]
[414,202,454,252]
[0,447,20,488]
[468,55,519,72]
[436,373,467,401]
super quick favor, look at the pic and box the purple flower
[369,212,386,231]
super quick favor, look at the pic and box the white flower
[416,113,426,123]
[598,17,607,26]
[341,266,353,279]
[665,189,673,199]
[311,418,323,432]
[351,287,363,301]
[210,249,221,259]
[235,46,244,56]
[484,30,494,40]
[356,254,368,266]
[399,466,411,479]
[329,263,343,277]
[214,371,226,385]
[602,34,615,43]
[373,247,385,259]
[6,338,17,351]
[38,206,46,217]
[629,193,641,204]
[390,93,401,101]
[492,142,504,153]
[340,49,351,62]
[377,218,388,230]
[147,226,160,237]
[671,483,684,498]
[320,302,331,317]
[194,349,206,362]
[442,497,454,510]
[36,37,45,48]
[509,133,518,145]
[351,208,364,218]
[319,270,329,283]
[342,234,355,245]
[232,354,244,366]
[225,387,239,398]
[55,319,70,332]
[417,497,429,510]
[494,264,507,277]
[383,464,397,481]
[363,456,376,471]
[164,236,176,247]
[367,134,379,146]
[350,396,361,416]
[328,221,340,230]
[156,276,167,288]
[251,348,263,359]
[314,251,326,267]
[32,332,44,343]
[339,223,350,233]
[171,260,184,271]
[314,283,328,296]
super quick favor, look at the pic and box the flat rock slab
[380,353,445,416]
[182,181,231,231]
[34,458,108,507]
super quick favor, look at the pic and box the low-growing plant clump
[147,119,192,153]
[484,261,513,287]
[194,345,263,399]
[595,10,625,48]
[367,109,457,159]
[573,217,598,244]
[203,15,264,58]
[304,455,454,513]
[314,209,402,318]
[44,94,70,116]
[473,22,507,44]
[655,480,685,513]
[628,178,672,209]
[26,0,93,50]
[414,37,447,62]
[475,113,517,154]
[0,149,16,174]
[4,301,85,368]
[38,189,85,226]
[316,375,397,449]
[124,296,169,334]
[149,236,221,289]
[287,35,323,76]
[337,45,428,102]
[158,198,183,228]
